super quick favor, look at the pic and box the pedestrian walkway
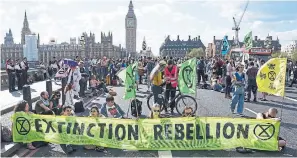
[0,80,61,113]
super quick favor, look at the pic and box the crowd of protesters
[3,54,295,154]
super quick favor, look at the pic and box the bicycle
[146,88,198,115]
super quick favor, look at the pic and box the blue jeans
[230,93,244,114]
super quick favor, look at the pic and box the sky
[0,0,297,55]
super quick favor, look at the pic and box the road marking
[158,151,172,158]
[285,96,297,102]
[25,148,40,157]
[245,108,257,115]
[18,149,29,157]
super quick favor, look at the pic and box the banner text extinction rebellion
[34,119,250,140]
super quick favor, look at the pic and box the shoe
[245,100,250,102]
[236,113,244,117]
[253,98,257,102]
[230,109,235,114]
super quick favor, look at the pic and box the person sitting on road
[182,107,195,117]
[90,75,109,93]
[100,95,126,118]
[49,91,62,115]
[256,108,286,151]
[35,91,54,115]
[149,104,162,119]
[211,73,223,92]
[84,105,106,152]
[14,100,37,150]
[60,106,77,155]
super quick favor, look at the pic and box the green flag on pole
[244,31,253,50]
[123,65,136,100]
[178,58,197,94]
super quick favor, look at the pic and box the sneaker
[253,98,257,102]
[236,113,244,117]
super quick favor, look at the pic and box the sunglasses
[153,110,160,112]
[65,109,71,112]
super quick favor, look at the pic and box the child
[182,107,195,117]
[149,104,163,119]
[84,106,106,152]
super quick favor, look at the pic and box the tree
[291,50,297,61]
[271,51,288,58]
[186,48,205,58]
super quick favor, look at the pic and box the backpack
[1,124,12,142]
[197,60,205,70]
[131,99,142,117]
[146,62,154,73]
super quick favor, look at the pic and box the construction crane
[232,0,249,48]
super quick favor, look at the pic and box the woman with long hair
[230,64,246,116]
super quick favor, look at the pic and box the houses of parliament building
[1,11,127,67]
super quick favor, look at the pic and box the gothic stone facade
[125,0,137,54]
[1,11,126,68]
[160,35,206,58]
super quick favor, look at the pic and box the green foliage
[186,48,205,58]
[291,50,297,61]
[271,51,289,58]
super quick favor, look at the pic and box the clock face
[127,19,134,27]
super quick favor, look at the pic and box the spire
[142,36,147,50]
[129,0,133,10]
[23,10,29,28]
[9,28,12,35]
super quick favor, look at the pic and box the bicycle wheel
[175,95,198,115]
[146,93,166,111]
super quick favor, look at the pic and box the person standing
[245,62,258,102]
[39,62,47,80]
[289,61,297,87]
[230,64,245,116]
[20,57,29,85]
[15,59,23,90]
[145,57,155,92]
[79,61,88,97]
[164,59,178,114]
[197,57,206,85]
[6,59,16,92]
[150,60,167,106]
[225,59,234,99]
[67,64,82,99]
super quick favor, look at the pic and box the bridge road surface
[11,85,297,157]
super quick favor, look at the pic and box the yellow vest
[152,72,162,86]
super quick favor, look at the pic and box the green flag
[117,68,126,83]
[178,58,197,94]
[123,65,136,100]
[244,31,253,50]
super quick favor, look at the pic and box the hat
[159,60,166,66]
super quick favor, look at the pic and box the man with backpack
[197,57,206,84]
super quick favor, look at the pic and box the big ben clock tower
[125,0,137,54]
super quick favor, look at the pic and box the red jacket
[164,65,178,88]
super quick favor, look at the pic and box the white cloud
[0,1,296,55]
